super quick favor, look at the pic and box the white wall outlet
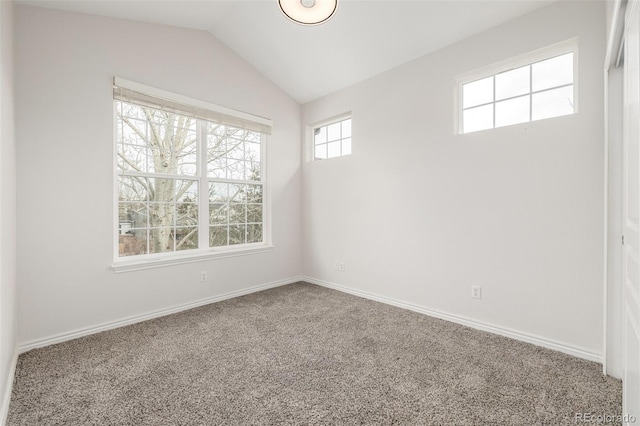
[471,285,482,299]
[200,271,207,283]
[339,262,345,272]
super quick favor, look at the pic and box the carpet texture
[8,282,621,425]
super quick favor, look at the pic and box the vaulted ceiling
[17,0,555,103]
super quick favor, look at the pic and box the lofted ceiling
[16,0,555,104]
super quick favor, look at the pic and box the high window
[114,79,271,268]
[313,117,352,160]
[458,41,577,134]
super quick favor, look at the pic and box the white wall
[0,0,17,421]
[13,1,609,363]
[302,1,606,358]
[15,6,302,346]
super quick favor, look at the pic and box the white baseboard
[16,275,602,363]
[303,276,602,363]
[0,350,18,426]
[18,276,303,354]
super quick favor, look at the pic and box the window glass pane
[342,138,352,156]
[228,184,246,203]
[246,131,261,143]
[146,113,197,176]
[118,176,149,202]
[176,137,198,176]
[463,76,493,108]
[532,85,574,121]
[327,123,341,141]
[246,184,263,204]
[463,104,493,133]
[341,119,352,138]
[150,177,178,203]
[149,228,175,253]
[229,224,246,245]
[229,204,247,224]
[247,224,262,244]
[245,160,260,181]
[207,129,227,178]
[210,226,228,247]
[118,200,149,256]
[227,137,245,160]
[209,203,228,225]
[119,229,147,257]
[207,156,226,179]
[327,141,341,158]
[315,143,327,160]
[176,180,197,203]
[246,142,261,181]
[149,202,174,228]
[495,65,530,101]
[176,203,198,227]
[495,95,530,128]
[206,125,261,181]
[119,202,148,230]
[532,52,573,92]
[227,158,245,180]
[314,126,327,144]
[116,104,151,174]
[209,182,228,203]
[118,143,149,174]
[176,227,198,251]
[120,123,149,147]
[247,204,262,223]
[246,141,261,160]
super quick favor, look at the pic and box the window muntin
[460,51,575,134]
[116,96,266,260]
[313,117,351,160]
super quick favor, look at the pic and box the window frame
[307,113,352,162]
[454,38,579,134]
[111,78,273,273]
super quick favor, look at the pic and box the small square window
[312,117,352,160]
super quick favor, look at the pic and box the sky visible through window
[314,118,352,160]
[462,52,574,133]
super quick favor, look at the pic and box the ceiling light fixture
[278,0,338,26]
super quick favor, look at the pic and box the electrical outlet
[200,271,207,283]
[471,286,482,299]
[339,262,345,272]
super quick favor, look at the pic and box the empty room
[0,0,638,424]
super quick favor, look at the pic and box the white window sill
[111,244,274,273]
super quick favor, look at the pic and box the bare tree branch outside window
[116,100,263,257]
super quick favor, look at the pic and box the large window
[458,42,576,134]
[114,79,271,266]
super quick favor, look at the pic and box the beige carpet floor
[7,282,621,425]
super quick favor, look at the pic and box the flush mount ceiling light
[278,0,338,26]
